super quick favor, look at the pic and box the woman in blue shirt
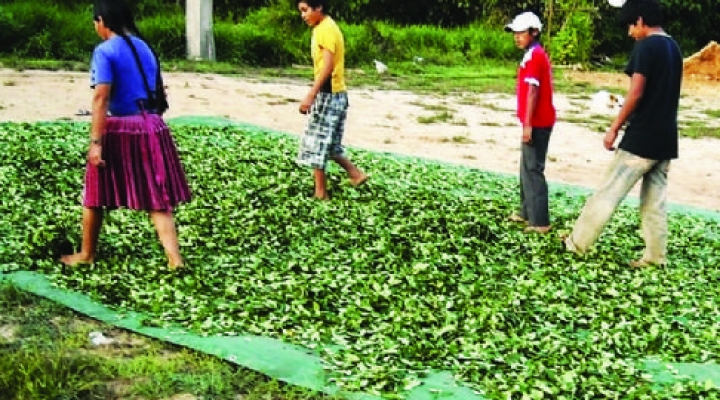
[61,0,191,270]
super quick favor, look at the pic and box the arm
[522,84,539,143]
[604,73,646,150]
[299,48,334,114]
[88,84,111,167]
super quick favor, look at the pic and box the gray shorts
[296,91,348,169]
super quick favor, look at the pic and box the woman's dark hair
[618,0,664,27]
[93,0,141,37]
[297,0,330,15]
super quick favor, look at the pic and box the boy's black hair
[297,0,330,15]
[618,0,664,27]
[529,28,542,41]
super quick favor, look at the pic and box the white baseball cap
[505,12,543,32]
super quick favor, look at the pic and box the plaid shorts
[297,91,348,169]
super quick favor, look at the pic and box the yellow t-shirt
[311,16,346,93]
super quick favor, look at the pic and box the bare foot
[60,253,94,266]
[350,174,368,187]
[524,225,552,234]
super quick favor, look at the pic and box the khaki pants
[566,150,670,264]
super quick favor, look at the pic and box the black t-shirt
[619,34,682,160]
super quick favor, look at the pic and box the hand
[299,93,314,114]
[604,126,620,151]
[522,126,533,144]
[88,143,105,167]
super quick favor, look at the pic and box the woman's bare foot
[60,253,94,266]
[168,263,185,271]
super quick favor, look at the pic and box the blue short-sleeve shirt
[90,35,158,116]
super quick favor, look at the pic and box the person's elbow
[92,86,111,107]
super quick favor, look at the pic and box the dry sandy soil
[0,67,718,211]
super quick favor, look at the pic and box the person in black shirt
[564,0,682,267]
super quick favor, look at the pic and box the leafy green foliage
[1,122,720,398]
[549,0,596,65]
[136,13,186,61]
[0,2,96,60]
[2,0,720,66]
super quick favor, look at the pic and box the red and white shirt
[516,43,556,128]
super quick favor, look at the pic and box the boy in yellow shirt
[296,0,367,200]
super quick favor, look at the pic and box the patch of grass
[439,135,475,144]
[0,283,337,400]
[267,98,296,106]
[456,96,482,106]
[256,92,296,104]
[479,101,513,113]
[417,111,455,124]
[568,93,593,101]
[408,100,454,113]
[563,113,614,132]
[701,109,720,119]
[563,115,587,125]
[479,121,502,127]
[451,118,468,126]
[681,119,720,139]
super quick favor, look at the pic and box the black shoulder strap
[121,35,156,106]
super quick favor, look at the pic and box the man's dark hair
[297,0,330,15]
[529,28,543,41]
[618,0,664,27]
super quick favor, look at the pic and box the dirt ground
[0,67,718,211]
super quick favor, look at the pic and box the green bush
[137,13,186,60]
[341,23,379,66]
[339,22,516,66]
[0,2,96,60]
[241,5,307,64]
[551,10,595,65]
[215,22,297,66]
[463,23,517,61]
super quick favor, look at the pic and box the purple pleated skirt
[83,114,191,211]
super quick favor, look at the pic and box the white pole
[186,0,215,61]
